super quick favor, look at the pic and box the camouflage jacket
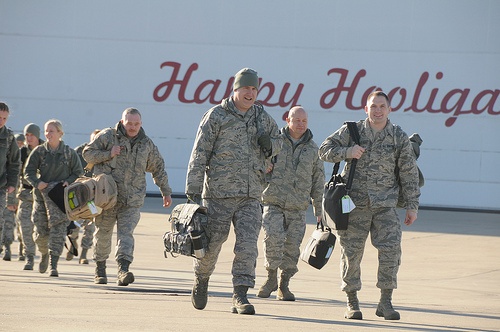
[319,119,420,211]
[83,122,172,208]
[186,98,282,200]
[24,141,83,202]
[262,127,325,215]
[0,126,20,189]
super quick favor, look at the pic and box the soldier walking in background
[83,108,172,286]
[18,123,44,270]
[257,106,324,301]
[1,133,25,261]
[186,68,282,315]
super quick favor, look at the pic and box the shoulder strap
[345,122,360,145]
[344,121,361,190]
[330,122,360,180]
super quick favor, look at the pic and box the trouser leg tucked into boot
[3,244,11,261]
[79,248,89,264]
[49,254,59,277]
[376,289,400,320]
[191,276,209,310]
[257,269,278,298]
[344,291,363,320]
[231,285,255,315]
[24,254,34,270]
[117,258,134,286]
[277,272,295,301]
[39,253,49,273]
[94,260,107,284]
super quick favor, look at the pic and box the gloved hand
[186,193,202,205]
[257,134,272,154]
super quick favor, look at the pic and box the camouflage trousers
[68,220,95,250]
[194,197,261,288]
[18,198,36,256]
[32,200,70,257]
[93,203,140,263]
[1,206,16,247]
[336,206,402,292]
[261,205,306,276]
[0,190,8,246]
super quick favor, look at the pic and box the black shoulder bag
[322,121,361,230]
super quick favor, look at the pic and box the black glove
[257,134,272,155]
[186,193,202,205]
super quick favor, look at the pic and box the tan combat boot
[257,269,278,298]
[345,291,363,320]
[231,285,255,315]
[277,272,295,301]
[95,261,108,284]
[376,289,400,320]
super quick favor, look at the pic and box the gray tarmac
[1,197,499,332]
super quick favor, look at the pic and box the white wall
[1,0,499,210]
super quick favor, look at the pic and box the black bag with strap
[322,121,361,230]
[300,220,336,270]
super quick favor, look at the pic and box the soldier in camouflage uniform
[83,108,172,286]
[1,134,24,261]
[24,119,83,277]
[0,102,21,262]
[1,133,25,261]
[319,91,420,321]
[257,106,324,301]
[186,68,282,315]
[18,123,44,270]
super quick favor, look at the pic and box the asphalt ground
[1,197,499,332]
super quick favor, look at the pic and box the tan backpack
[64,173,117,220]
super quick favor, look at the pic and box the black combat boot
[117,258,134,286]
[24,254,34,270]
[49,254,59,277]
[3,245,11,261]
